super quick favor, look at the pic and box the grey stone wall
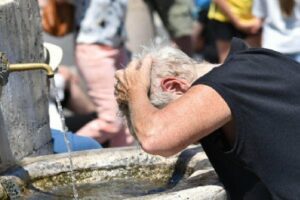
[0,0,52,171]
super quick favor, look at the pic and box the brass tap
[0,52,54,86]
[8,63,54,78]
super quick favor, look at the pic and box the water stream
[50,79,79,200]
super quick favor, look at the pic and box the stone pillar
[0,0,52,171]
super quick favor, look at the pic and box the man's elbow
[136,121,179,157]
[140,137,178,158]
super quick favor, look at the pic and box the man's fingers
[114,56,151,103]
[114,70,126,86]
[114,69,129,103]
[140,55,152,72]
[114,70,124,95]
[126,56,151,71]
[115,70,123,81]
[127,59,141,70]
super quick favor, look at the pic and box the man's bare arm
[115,58,232,157]
[128,84,232,157]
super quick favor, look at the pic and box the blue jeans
[52,129,102,153]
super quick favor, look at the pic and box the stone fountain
[0,1,226,199]
[0,146,227,199]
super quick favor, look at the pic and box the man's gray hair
[135,46,198,108]
[119,45,213,140]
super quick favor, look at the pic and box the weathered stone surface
[0,0,52,171]
[0,146,226,199]
[127,185,226,200]
[0,182,8,199]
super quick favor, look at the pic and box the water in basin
[23,163,189,200]
[26,178,169,199]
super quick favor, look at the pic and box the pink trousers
[75,44,134,146]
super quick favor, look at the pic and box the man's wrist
[128,87,147,99]
[128,87,148,101]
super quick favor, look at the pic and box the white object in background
[44,42,66,131]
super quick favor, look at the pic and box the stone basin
[0,145,226,199]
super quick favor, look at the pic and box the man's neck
[194,63,219,80]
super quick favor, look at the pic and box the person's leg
[109,126,135,147]
[125,0,155,54]
[245,32,261,48]
[65,112,98,133]
[58,67,96,114]
[210,20,244,63]
[75,44,133,146]
[52,129,101,153]
[173,36,193,57]
[67,81,96,114]
[153,0,193,56]
[216,39,232,63]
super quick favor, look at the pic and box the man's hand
[114,56,152,105]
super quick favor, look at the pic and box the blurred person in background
[38,0,134,147]
[74,0,134,147]
[126,0,194,56]
[192,0,219,63]
[208,0,261,62]
[38,1,102,152]
[252,0,300,63]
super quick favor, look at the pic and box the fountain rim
[0,145,218,200]
[1,145,206,179]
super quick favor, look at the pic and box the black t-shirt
[192,38,300,200]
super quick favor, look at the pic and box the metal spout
[8,63,54,78]
[0,52,55,86]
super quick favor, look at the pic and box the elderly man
[115,38,300,199]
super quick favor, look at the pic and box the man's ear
[161,77,190,95]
